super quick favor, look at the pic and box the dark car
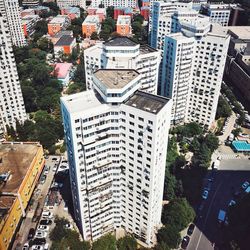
[40,219,52,225]
[181,236,190,249]
[187,223,195,236]
[52,157,58,161]
[28,228,35,239]
[32,238,46,245]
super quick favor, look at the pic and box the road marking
[195,181,223,250]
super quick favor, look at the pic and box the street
[187,158,250,250]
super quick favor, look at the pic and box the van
[44,243,49,250]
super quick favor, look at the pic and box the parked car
[65,223,73,229]
[228,200,236,207]
[40,175,47,184]
[35,231,47,238]
[42,211,53,219]
[38,225,49,232]
[181,236,190,249]
[22,243,29,250]
[32,237,46,245]
[187,224,195,236]
[202,190,209,200]
[44,243,49,250]
[28,228,35,239]
[241,181,249,190]
[40,219,52,225]
[31,245,44,250]
[52,157,57,161]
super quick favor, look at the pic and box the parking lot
[13,155,76,250]
[187,157,250,250]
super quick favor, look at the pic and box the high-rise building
[161,18,230,128]
[0,10,27,137]
[201,2,238,27]
[61,69,172,247]
[57,0,86,9]
[90,0,137,8]
[0,0,26,47]
[84,37,160,95]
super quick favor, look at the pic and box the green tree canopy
[117,235,137,250]
[216,95,232,119]
[157,225,181,249]
[161,198,195,231]
[92,234,116,250]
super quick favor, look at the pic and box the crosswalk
[220,154,248,160]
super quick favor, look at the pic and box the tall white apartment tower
[0,11,27,136]
[161,17,230,128]
[0,0,26,47]
[84,37,161,95]
[61,69,172,247]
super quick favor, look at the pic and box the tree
[106,6,114,18]
[91,31,99,40]
[37,37,53,52]
[157,225,181,249]
[50,217,90,250]
[216,96,232,119]
[161,198,195,232]
[204,133,219,152]
[163,169,177,200]
[232,128,242,137]
[92,234,116,250]
[117,235,137,250]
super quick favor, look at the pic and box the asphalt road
[187,158,250,250]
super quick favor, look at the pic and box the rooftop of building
[49,15,68,24]
[53,30,73,38]
[209,23,229,37]
[54,63,72,79]
[0,142,41,194]
[22,14,39,21]
[117,15,131,25]
[96,8,106,14]
[55,35,75,46]
[83,15,100,24]
[227,26,250,40]
[139,44,157,54]
[104,36,137,47]
[125,91,170,114]
[0,142,42,228]
[61,6,80,13]
[94,69,139,89]
[61,90,106,114]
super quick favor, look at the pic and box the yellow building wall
[0,145,45,250]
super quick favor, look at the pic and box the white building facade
[0,0,26,47]
[90,0,137,8]
[84,37,160,95]
[161,18,230,128]
[0,11,27,137]
[22,0,39,7]
[61,69,171,247]
[57,0,86,9]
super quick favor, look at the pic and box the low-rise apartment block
[0,142,45,250]
[54,35,76,57]
[22,14,40,37]
[48,15,70,36]
[116,15,132,36]
[61,6,80,20]
[82,15,101,38]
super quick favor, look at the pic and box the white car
[38,225,49,232]
[42,211,53,219]
[242,181,249,190]
[35,231,47,238]
[228,200,236,207]
[22,243,29,250]
[31,246,44,250]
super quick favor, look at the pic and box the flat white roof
[49,15,68,24]
[83,15,100,24]
[227,26,250,40]
[61,91,107,115]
